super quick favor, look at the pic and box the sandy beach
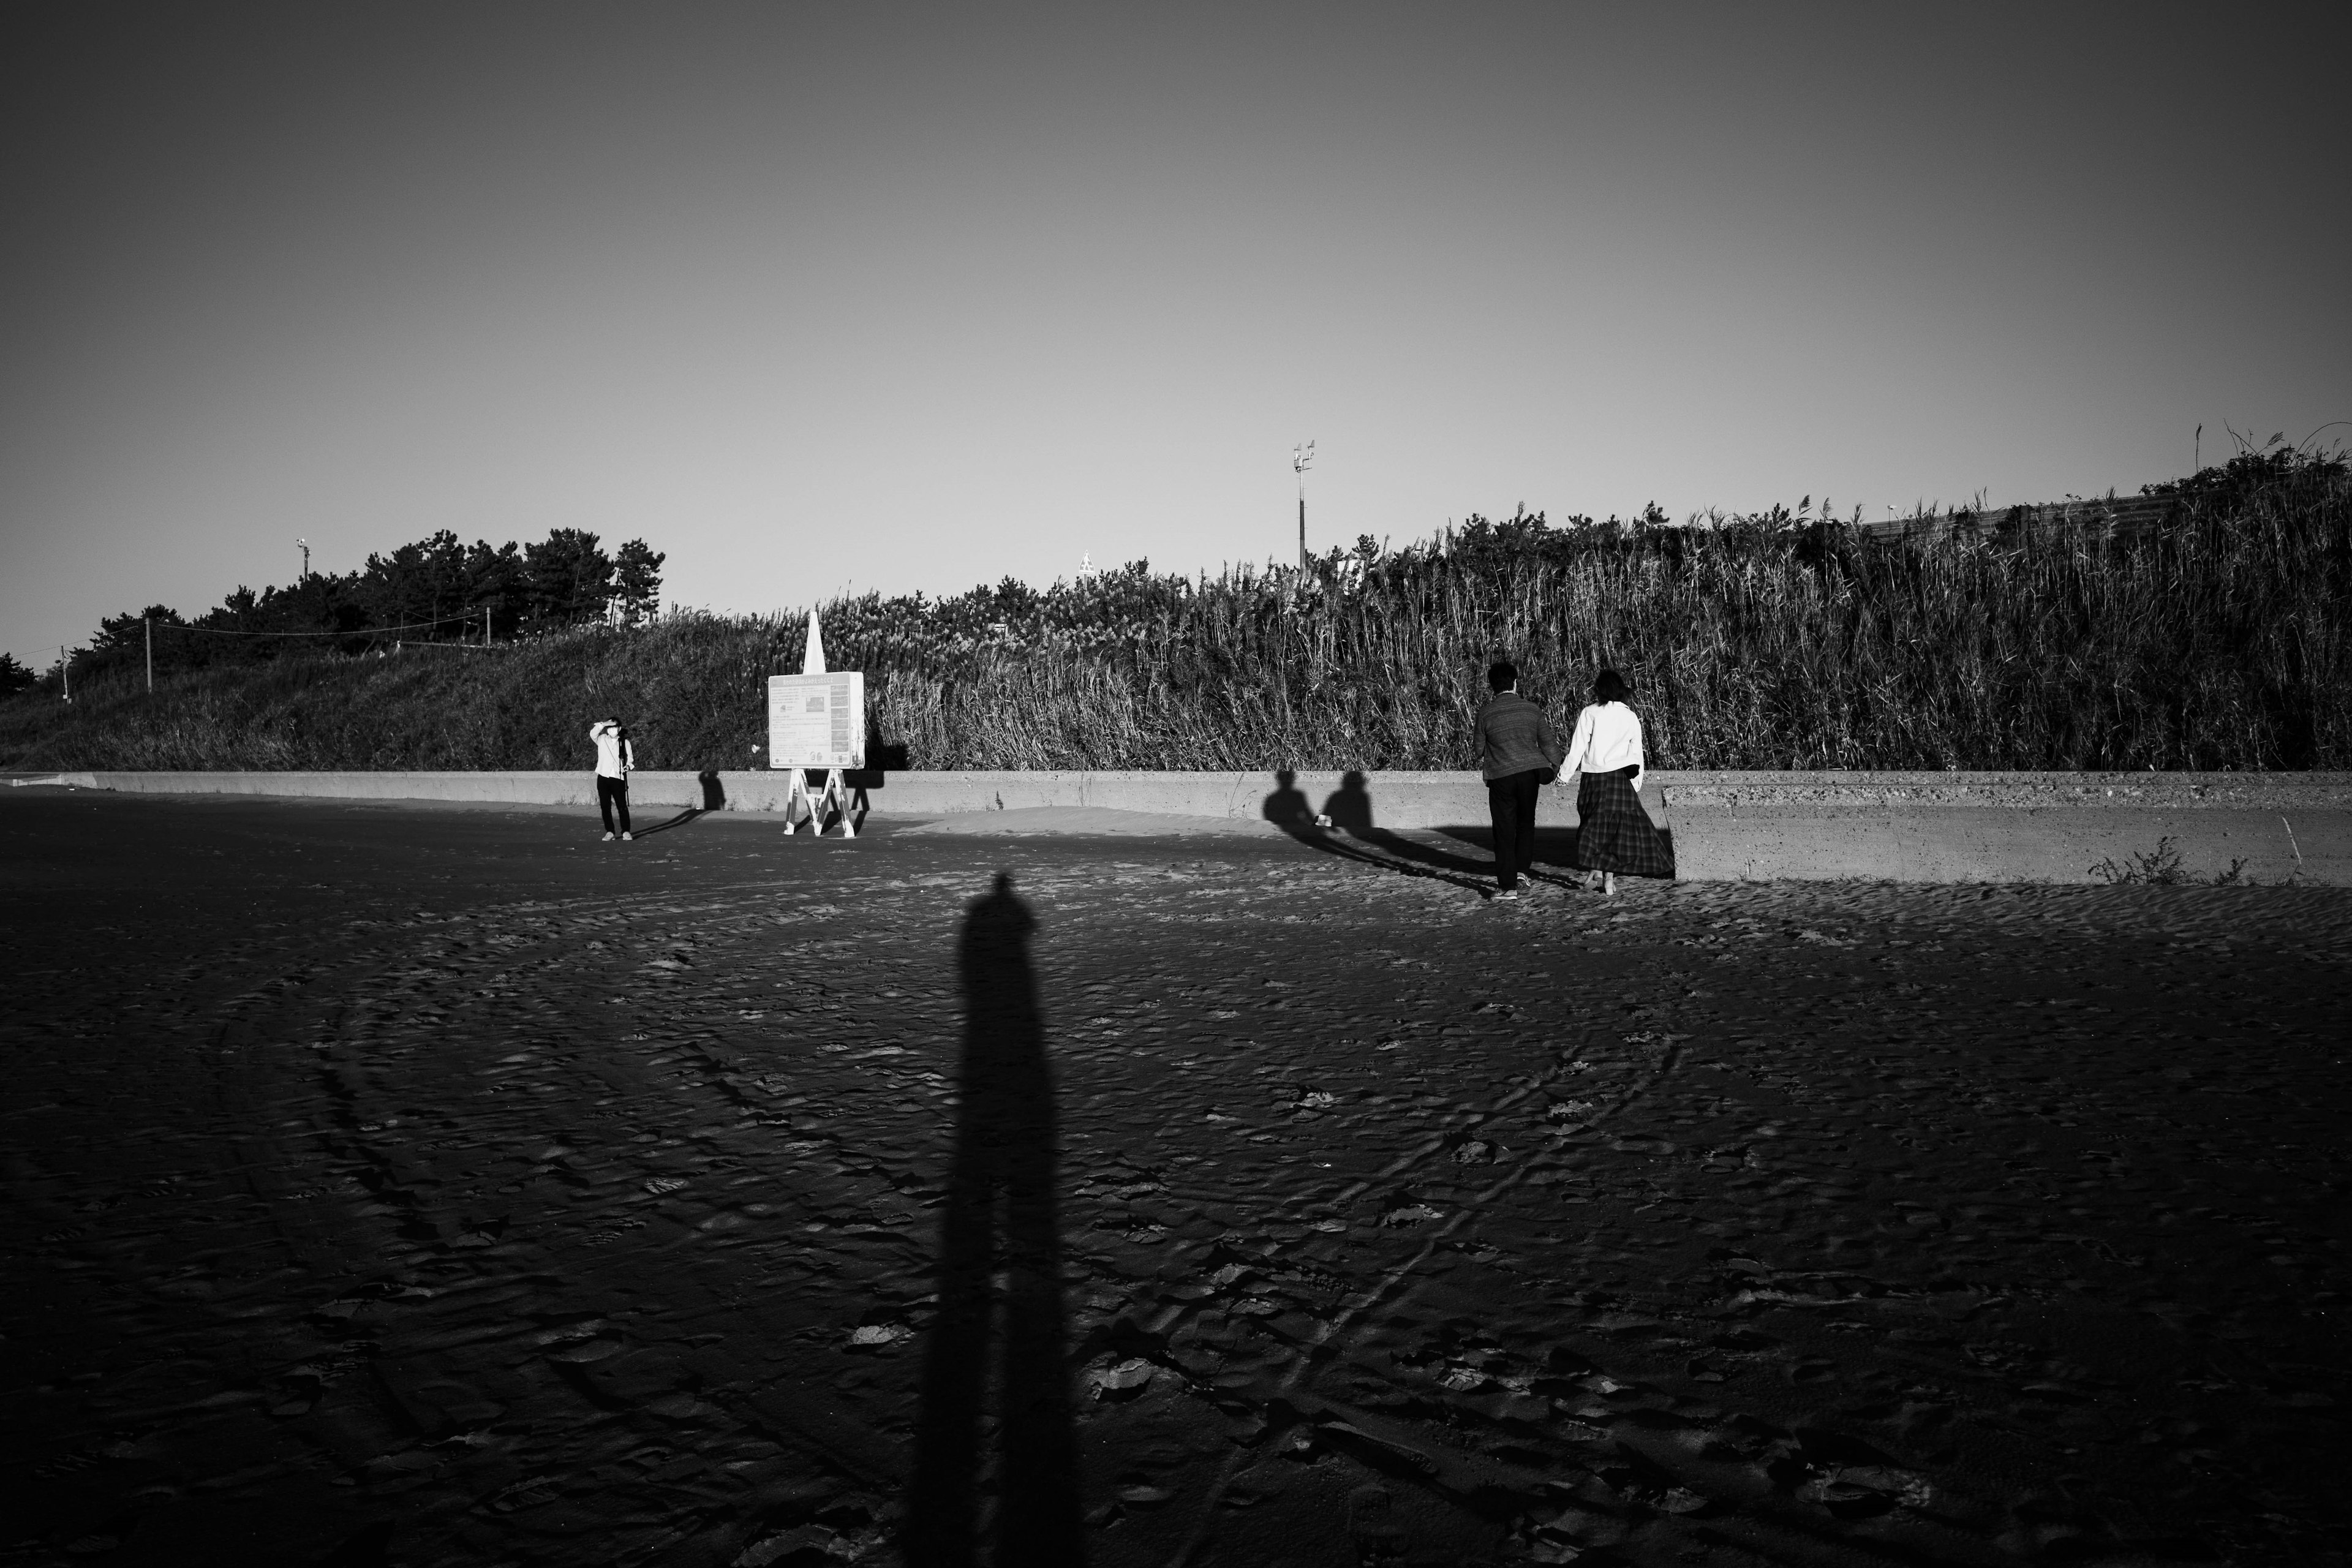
[3,790,2347,1567]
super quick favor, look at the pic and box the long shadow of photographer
[1263,769,1496,895]
[902,875,1086,1568]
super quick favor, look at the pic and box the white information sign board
[766,671,865,770]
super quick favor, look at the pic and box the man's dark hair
[1487,661,1518,695]
[1593,669,1630,704]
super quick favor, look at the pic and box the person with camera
[589,716,636,842]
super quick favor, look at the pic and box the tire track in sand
[1161,1027,1688,1565]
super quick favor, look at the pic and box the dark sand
[3,791,2348,1568]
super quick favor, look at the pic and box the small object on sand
[1085,1358,1157,1398]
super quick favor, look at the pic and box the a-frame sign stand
[782,767,854,837]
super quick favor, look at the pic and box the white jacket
[589,722,635,779]
[1560,701,1644,790]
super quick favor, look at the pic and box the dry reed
[8,450,2345,774]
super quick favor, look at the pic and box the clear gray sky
[4,1,2346,667]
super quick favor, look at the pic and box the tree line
[6,527,663,692]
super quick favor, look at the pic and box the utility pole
[296,537,310,580]
[60,645,70,704]
[145,617,153,694]
[1292,440,1315,571]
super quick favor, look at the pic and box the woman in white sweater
[589,717,635,842]
[1558,669,1674,894]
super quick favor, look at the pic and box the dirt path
[3,793,2348,1567]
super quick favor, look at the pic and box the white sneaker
[620,831,634,842]
[601,831,616,842]
[1494,889,1521,902]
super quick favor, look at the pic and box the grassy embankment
[7,452,2348,774]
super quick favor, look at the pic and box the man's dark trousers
[1487,769,1543,890]
[597,775,631,835]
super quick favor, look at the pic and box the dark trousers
[1486,769,1543,889]
[596,774,631,834]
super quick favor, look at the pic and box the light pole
[1292,440,1314,571]
[296,538,310,580]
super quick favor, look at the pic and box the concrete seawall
[13,768,2350,884]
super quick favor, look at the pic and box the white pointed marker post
[768,606,863,835]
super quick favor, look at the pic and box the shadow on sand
[631,772,730,837]
[1439,816,1675,881]
[902,875,1086,1568]
[1437,824,1585,873]
[1263,769,1547,894]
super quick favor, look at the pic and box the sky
[4,1,2347,668]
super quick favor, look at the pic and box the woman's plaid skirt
[1571,765,1675,877]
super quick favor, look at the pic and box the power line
[146,613,487,639]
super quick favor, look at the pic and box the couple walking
[1477,663,1672,900]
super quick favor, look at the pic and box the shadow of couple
[1261,767,1578,893]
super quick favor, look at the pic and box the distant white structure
[1079,552,1094,578]
[767,603,862,835]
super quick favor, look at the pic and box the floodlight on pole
[296,538,310,580]
[1292,441,1315,571]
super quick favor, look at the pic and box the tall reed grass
[7,450,2346,773]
